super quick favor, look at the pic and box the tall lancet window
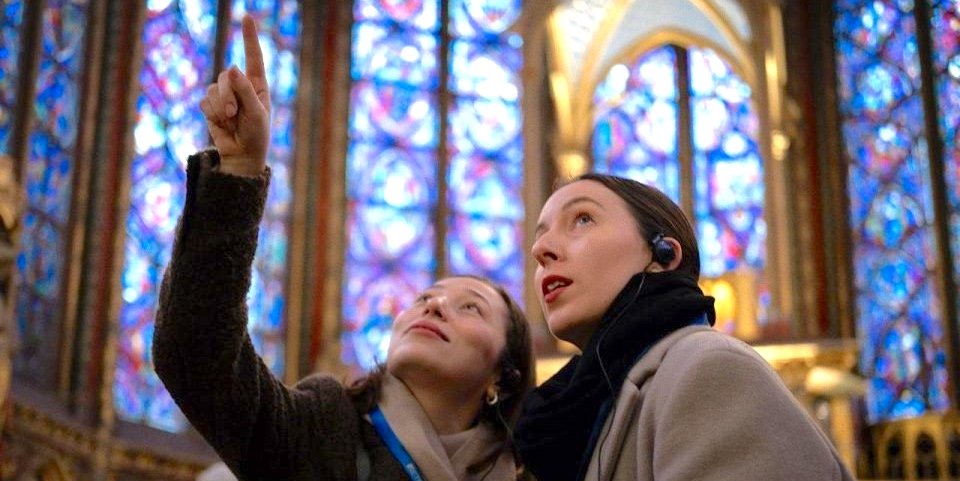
[0,1,24,152]
[343,0,524,371]
[115,0,300,432]
[13,0,90,389]
[592,44,766,334]
[835,0,959,423]
[932,0,960,299]
[223,0,300,384]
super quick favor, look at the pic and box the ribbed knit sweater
[152,150,407,481]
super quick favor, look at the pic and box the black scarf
[514,271,716,481]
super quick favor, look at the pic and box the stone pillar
[0,153,22,436]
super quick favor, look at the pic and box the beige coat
[583,325,856,481]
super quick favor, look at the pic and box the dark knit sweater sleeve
[152,150,360,481]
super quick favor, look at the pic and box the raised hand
[199,14,271,177]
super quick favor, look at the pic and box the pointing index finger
[241,14,266,83]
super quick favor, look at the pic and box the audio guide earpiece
[650,232,676,266]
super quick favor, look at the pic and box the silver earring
[486,391,499,406]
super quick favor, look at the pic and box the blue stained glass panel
[835,0,948,423]
[225,0,301,380]
[347,144,437,211]
[352,24,438,88]
[344,0,440,371]
[344,0,525,369]
[446,1,523,303]
[448,96,521,152]
[449,40,520,100]
[688,47,765,278]
[115,0,217,432]
[591,44,767,337]
[354,0,439,32]
[930,0,960,316]
[350,81,439,148]
[447,152,523,299]
[450,0,522,38]
[14,0,88,390]
[0,0,23,153]
[592,46,681,200]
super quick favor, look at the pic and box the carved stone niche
[1,427,91,481]
[4,399,210,480]
[873,413,960,481]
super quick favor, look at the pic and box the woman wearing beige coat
[514,174,855,481]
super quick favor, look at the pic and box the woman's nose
[531,233,559,265]
[422,296,448,318]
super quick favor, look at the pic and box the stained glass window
[835,0,949,423]
[114,0,218,432]
[591,44,766,333]
[592,46,682,201]
[114,0,300,431]
[446,0,524,301]
[344,0,440,370]
[688,47,764,277]
[931,0,960,312]
[343,0,523,371]
[0,0,23,153]
[225,0,301,379]
[14,0,88,390]
[115,1,299,432]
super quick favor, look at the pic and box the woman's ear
[662,237,683,271]
[485,384,501,405]
[648,236,683,272]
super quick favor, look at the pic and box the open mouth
[541,275,572,301]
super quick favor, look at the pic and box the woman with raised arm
[514,174,855,481]
[152,15,534,481]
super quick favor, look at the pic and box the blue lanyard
[370,407,426,481]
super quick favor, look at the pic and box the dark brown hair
[347,275,535,432]
[573,173,701,278]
